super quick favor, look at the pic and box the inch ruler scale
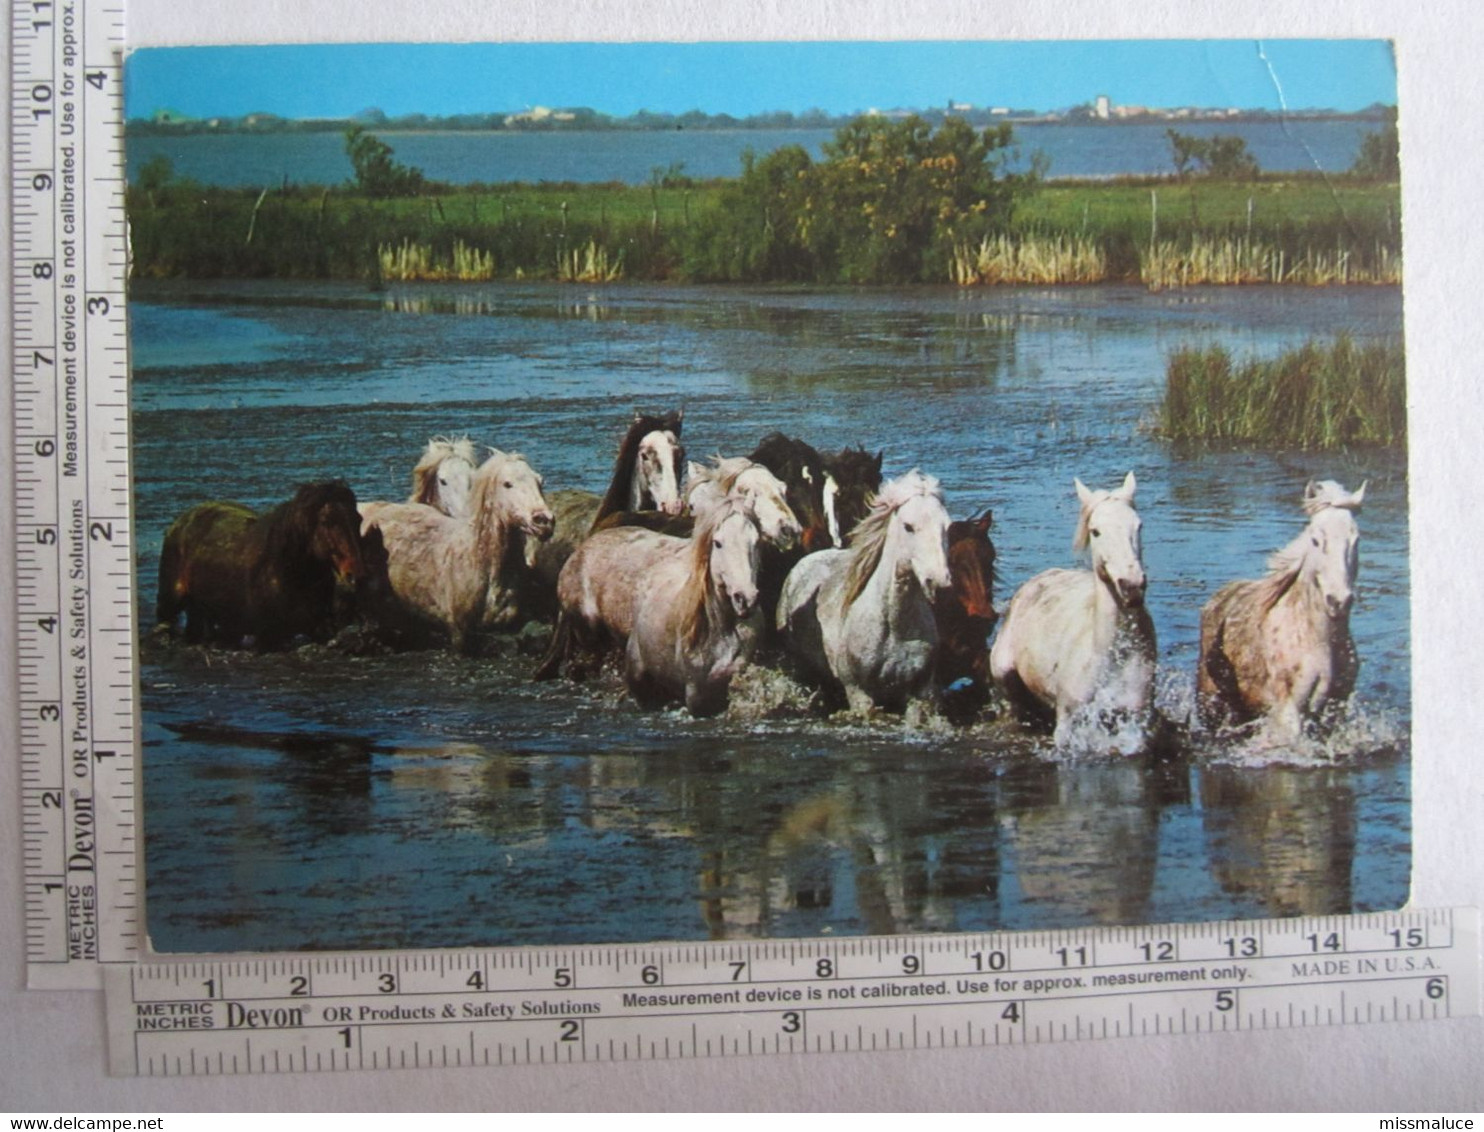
[108,909,1480,1077]
[10,0,137,988]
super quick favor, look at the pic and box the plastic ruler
[10,0,137,989]
[106,909,1479,1076]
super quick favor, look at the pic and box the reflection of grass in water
[1159,335,1405,449]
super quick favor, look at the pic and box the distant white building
[1094,94,1111,120]
[504,105,576,126]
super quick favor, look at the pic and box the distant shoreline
[126,108,1394,138]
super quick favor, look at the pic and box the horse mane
[752,432,824,476]
[841,470,943,608]
[595,411,684,523]
[410,436,476,506]
[258,480,359,563]
[1072,489,1132,552]
[687,455,755,497]
[676,497,748,648]
[1302,479,1366,516]
[1251,481,1364,613]
[824,445,883,489]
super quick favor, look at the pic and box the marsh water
[132,280,1410,953]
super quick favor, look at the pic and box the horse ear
[1352,481,1367,508]
[874,450,884,474]
[1119,470,1137,500]
[975,509,993,533]
[1304,479,1320,501]
[1075,478,1093,507]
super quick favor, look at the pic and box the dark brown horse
[823,445,884,546]
[934,509,998,722]
[155,481,366,650]
[529,410,686,617]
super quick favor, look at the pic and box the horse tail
[533,611,572,682]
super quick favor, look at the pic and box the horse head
[706,500,763,622]
[946,508,997,622]
[823,446,884,547]
[836,469,949,603]
[300,482,366,588]
[411,436,477,518]
[1075,471,1146,608]
[751,433,832,552]
[1299,480,1363,619]
[478,451,555,542]
[633,428,686,515]
[730,463,800,549]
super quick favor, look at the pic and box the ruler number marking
[971,949,1007,971]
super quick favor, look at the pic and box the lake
[131,279,1409,954]
[127,118,1381,189]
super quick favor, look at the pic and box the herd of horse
[153,410,1366,753]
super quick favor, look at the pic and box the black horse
[155,481,367,650]
[822,444,884,544]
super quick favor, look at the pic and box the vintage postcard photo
[125,40,1408,954]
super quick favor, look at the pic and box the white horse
[360,450,554,653]
[685,457,801,548]
[990,472,1156,753]
[777,470,952,713]
[625,498,764,717]
[407,436,478,519]
[1197,479,1365,742]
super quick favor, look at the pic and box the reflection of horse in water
[696,760,1002,940]
[991,472,1156,753]
[1002,758,1187,926]
[778,470,952,713]
[1199,764,1356,916]
[1198,480,1364,742]
[155,481,366,650]
[407,436,478,519]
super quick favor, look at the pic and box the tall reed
[1143,236,1402,289]
[1159,336,1406,449]
[951,233,1109,285]
[377,238,495,281]
[557,239,624,283]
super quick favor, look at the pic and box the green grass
[127,177,1402,287]
[1159,336,1406,449]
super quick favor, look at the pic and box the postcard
[124,39,1408,955]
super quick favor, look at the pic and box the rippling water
[132,280,1409,952]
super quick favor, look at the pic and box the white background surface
[4,0,1483,1111]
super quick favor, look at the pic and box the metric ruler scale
[10,0,137,988]
[107,909,1479,1077]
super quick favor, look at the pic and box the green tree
[1167,130,1260,180]
[1351,109,1400,180]
[810,114,1024,282]
[343,126,425,198]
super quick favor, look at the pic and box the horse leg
[843,686,877,716]
[532,612,572,681]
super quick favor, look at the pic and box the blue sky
[125,40,1396,121]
